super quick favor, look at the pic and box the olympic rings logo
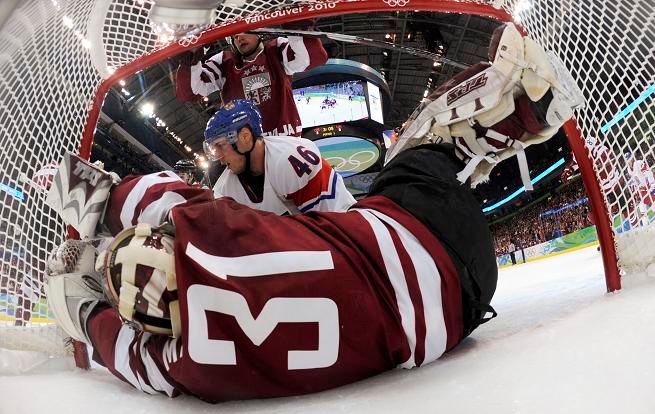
[178,34,200,48]
[383,0,410,7]
[326,150,378,173]
[352,173,377,184]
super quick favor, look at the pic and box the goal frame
[78,0,621,292]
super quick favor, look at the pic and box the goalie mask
[99,223,181,337]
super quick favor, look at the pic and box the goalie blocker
[43,23,583,402]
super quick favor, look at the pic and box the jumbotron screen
[293,80,369,128]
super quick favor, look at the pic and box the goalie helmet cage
[0,0,652,365]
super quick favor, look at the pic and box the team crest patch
[242,72,272,104]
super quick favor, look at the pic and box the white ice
[2,245,655,413]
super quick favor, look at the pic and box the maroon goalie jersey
[89,176,464,402]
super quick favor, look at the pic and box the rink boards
[0,294,54,323]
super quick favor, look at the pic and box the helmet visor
[203,136,232,161]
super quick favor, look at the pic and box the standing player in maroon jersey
[176,20,327,137]
[45,23,584,403]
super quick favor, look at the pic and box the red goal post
[80,0,622,292]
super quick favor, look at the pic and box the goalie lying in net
[44,23,583,403]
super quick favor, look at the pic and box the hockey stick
[249,28,469,70]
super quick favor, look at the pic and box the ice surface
[2,245,654,413]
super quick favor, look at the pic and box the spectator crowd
[490,180,592,256]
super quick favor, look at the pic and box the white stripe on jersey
[364,209,447,365]
[119,172,181,230]
[140,333,177,397]
[114,327,157,394]
[163,337,181,371]
[139,191,188,229]
[355,209,417,368]
[186,243,334,279]
[280,36,311,75]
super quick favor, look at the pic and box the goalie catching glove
[386,23,585,189]
[44,240,106,344]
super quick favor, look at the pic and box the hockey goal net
[0,0,653,363]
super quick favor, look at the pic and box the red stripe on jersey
[286,159,332,207]
[388,226,427,366]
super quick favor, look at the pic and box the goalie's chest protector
[167,196,463,401]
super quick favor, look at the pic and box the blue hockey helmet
[203,100,263,160]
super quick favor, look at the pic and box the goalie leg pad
[386,23,584,188]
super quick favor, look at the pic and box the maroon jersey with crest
[88,177,464,402]
[176,37,327,137]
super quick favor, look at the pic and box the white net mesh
[505,0,655,270]
[0,0,653,358]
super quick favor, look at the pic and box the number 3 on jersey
[288,145,320,177]
[185,244,340,370]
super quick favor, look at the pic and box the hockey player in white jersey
[627,152,655,226]
[205,99,356,215]
[627,152,655,191]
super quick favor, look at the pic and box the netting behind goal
[0,0,653,360]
